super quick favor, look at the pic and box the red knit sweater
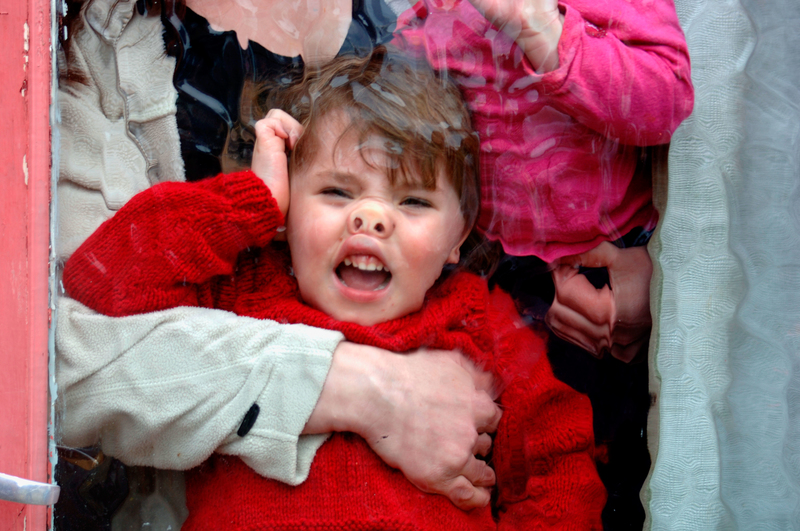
[64,171,606,530]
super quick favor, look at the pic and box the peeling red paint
[0,0,52,529]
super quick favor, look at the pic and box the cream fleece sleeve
[55,296,342,485]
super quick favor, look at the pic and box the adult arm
[56,298,501,506]
[55,296,340,485]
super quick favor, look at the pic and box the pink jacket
[394,0,693,261]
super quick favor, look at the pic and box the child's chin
[326,303,413,327]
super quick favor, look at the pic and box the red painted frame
[0,0,53,529]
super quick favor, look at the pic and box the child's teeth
[342,255,388,273]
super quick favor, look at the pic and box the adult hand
[184,0,351,64]
[546,242,653,363]
[465,0,562,72]
[251,109,301,217]
[304,343,501,510]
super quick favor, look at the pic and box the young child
[63,46,606,529]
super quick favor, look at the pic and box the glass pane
[56,0,790,529]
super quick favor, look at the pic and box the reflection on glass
[53,0,697,529]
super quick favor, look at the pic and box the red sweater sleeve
[488,290,606,530]
[63,171,283,317]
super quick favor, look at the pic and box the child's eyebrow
[314,169,435,193]
[308,170,359,185]
[328,171,359,184]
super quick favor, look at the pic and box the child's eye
[400,197,432,208]
[322,188,351,199]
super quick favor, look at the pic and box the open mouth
[335,255,392,291]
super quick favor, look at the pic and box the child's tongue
[338,264,390,291]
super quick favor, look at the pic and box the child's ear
[446,246,461,265]
[446,225,471,264]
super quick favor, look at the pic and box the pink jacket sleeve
[395,0,694,146]
[539,0,694,145]
[63,171,283,317]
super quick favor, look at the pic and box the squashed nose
[351,204,393,236]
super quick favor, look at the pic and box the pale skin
[252,108,501,509]
[185,0,352,65]
[184,0,560,70]
[465,0,563,73]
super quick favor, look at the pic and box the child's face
[286,113,468,326]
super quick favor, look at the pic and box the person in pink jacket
[394,0,693,361]
[393,0,693,526]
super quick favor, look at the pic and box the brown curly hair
[254,45,482,231]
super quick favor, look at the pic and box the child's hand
[467,0,563,72]
[252,109,302,217]
[547,243,653,363]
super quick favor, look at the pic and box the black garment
[162,0,399,181]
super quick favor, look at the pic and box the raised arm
[63,171,283,316]
[528,0,694,145]
[395,0,693,145]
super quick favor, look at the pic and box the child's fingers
[251,110,298,217]
[258,109,303,148]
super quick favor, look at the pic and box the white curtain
[647,0,800,528]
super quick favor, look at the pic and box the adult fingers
[461,454,496,489]
[472,390,502,433]
[446,469,493,509]
[473,432,493,458]
[447,476,492,511]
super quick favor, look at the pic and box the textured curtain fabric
[647,0,800,528]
